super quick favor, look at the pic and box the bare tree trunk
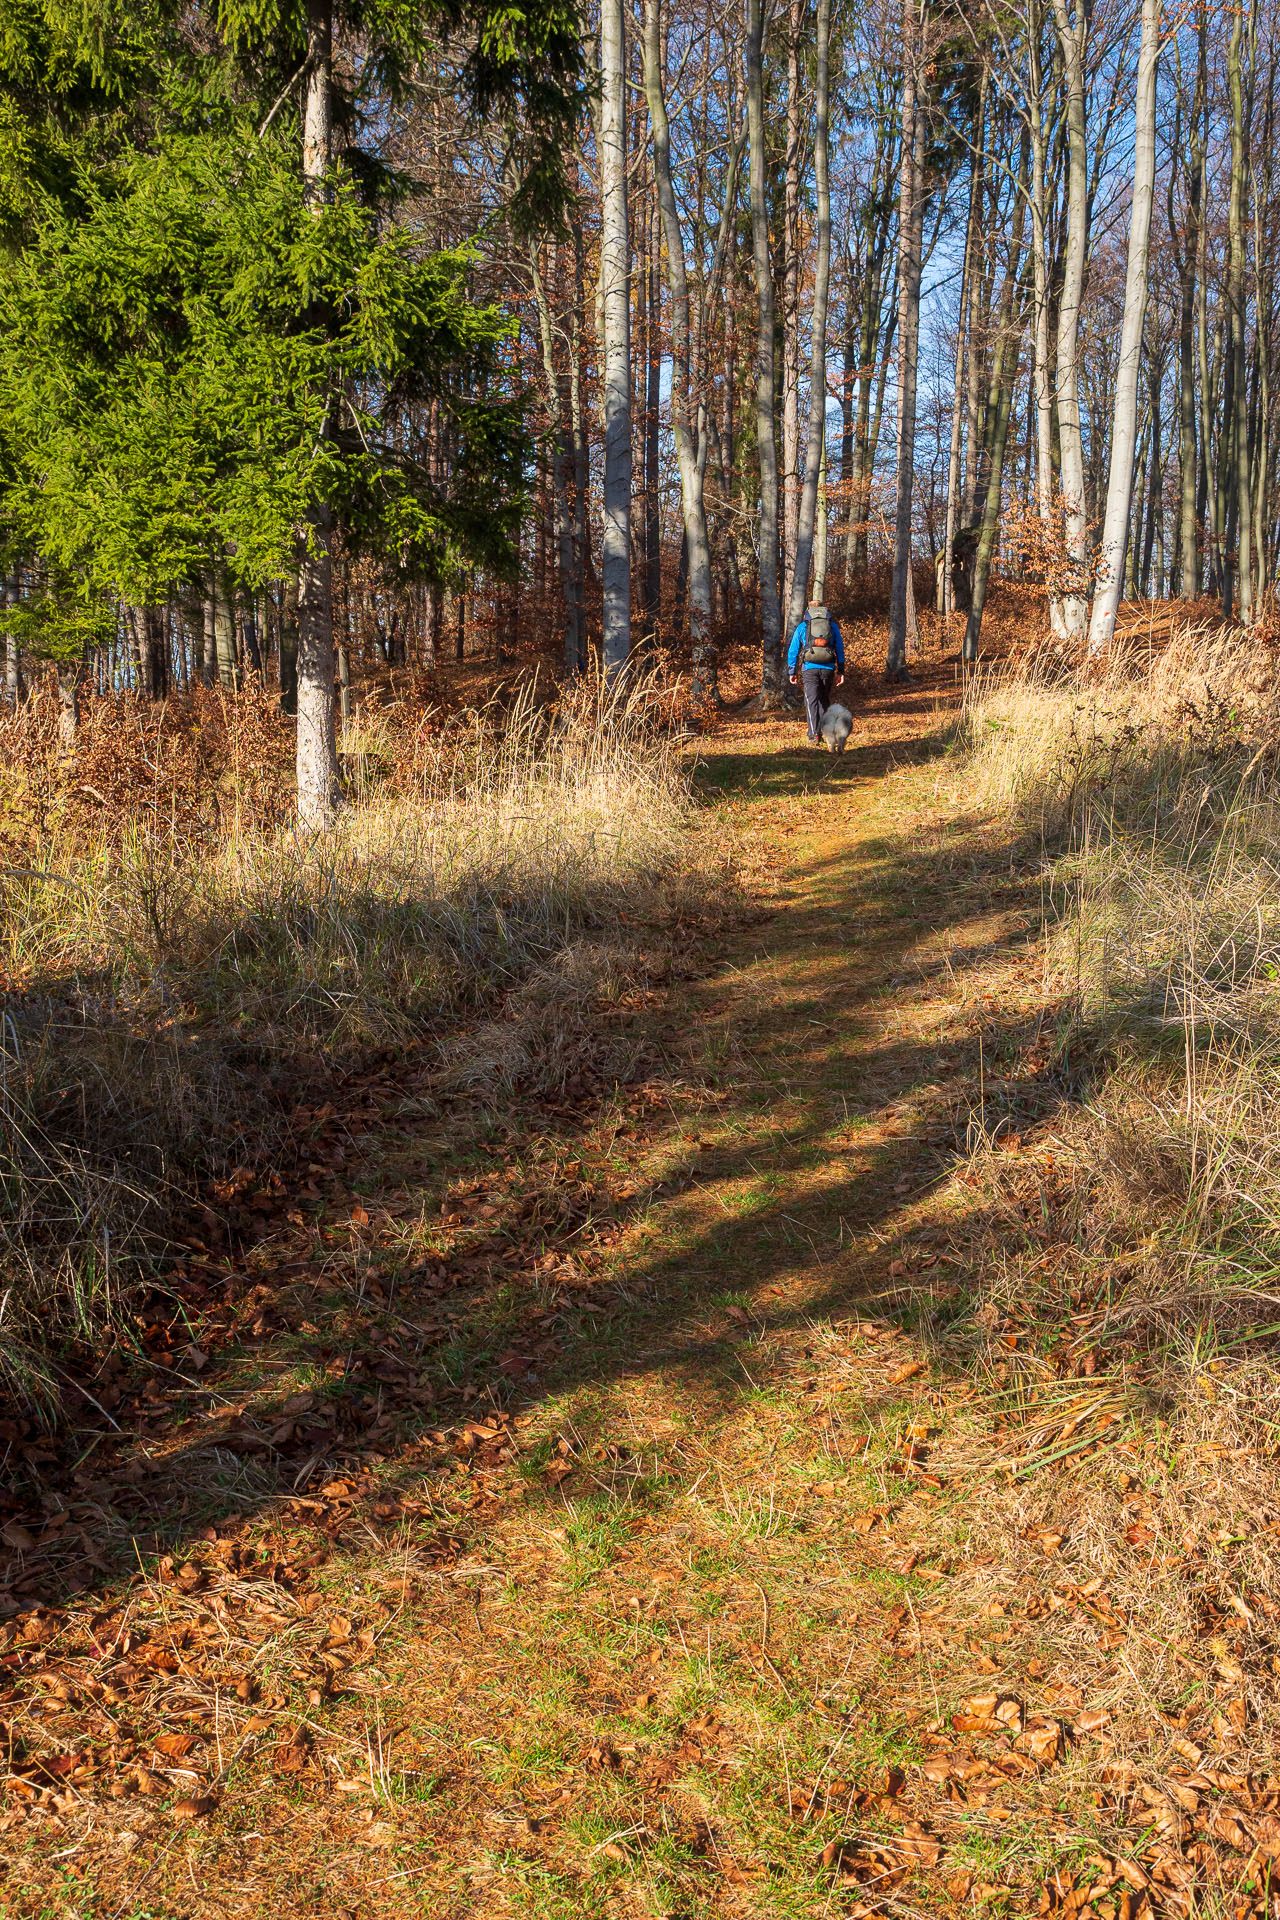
[529,242,582,675]
[1177,26,1206,599]
[599,0,632,677]
[643,0,717,700]
[1252,64,1274,599]
[570,227,589,672]
[644,202,662,637]
[337,629,351,727]
[887,0,924,680]
[1086,0,1160,655]
[279,580,299,713]
[142,605,169,698]
[944,81,982,624]
[1024,9,1062,633]
[3,578,22,705]
[964,135,1029,663]
[781,0,804,619]
[746,0,783,698]
[214,572,239,690]
[785,0,831,638]
[1226,0,1255,624]
[296,0,342,827]
[814,437,829,604]
[56,656,82,753]
[1050,0,1091,641]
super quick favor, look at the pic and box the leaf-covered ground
[4,666,1279,1920]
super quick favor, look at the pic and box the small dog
[819,703,853,754]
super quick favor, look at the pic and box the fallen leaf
[894,1824,940,1867]
[171,1796,214,1819]
[154,1734,196,1760]
[890,1360,926,1386]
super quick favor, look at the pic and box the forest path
[6,664,1122,1920]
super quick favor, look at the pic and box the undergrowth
[0,672,723,1412]
[966,623,1280,1281]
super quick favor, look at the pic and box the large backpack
[801,605,837,667]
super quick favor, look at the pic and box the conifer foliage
[0,0,581,817]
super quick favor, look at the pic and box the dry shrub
[0,669,722,1412]
[0,678,296,859]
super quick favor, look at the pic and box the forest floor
[2,658,1271,1920]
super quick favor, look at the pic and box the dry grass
[964,624,1280,1265]
[0,672,720,1411]
[950,625,1280,1817]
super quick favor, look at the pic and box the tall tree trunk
[599,0,632,676]
[814,438,829,603]
[1141,387,1162,595]
[643,200,662,637]
[4,578,22,705]
[570,226,589,671]
[1086,0,1160,655]
[296,0,342,827]
[1050,0,1091,641]
[529,242,582,675]
[781,0,805,619]
[1177,26,1206,599]
[963,136,1029,663]
[887,0,924,680]
[839,259,857,585]
[1226,0,1254,624]
[1252,66,1274,598]
[56,655,82,753]
[746,0,783,698]
[137,605,169,698]
[784,0,831,638]
[1026,9,1063,633]
[944,80,982,623]
[643,0,717,700]
[280,581,299,714]
[214,572,240,689]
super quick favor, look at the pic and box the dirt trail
[0,671,1181,1918]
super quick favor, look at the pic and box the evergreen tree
[0,0,582,818]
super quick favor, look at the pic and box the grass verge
[0,672,723,1411]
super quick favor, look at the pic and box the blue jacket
[787,616,845,674]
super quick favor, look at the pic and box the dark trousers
[803,669,835,741]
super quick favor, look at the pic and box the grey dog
[819,703,853,753]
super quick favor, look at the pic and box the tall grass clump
[965,622,1280,1303]
[0,671,720,1410]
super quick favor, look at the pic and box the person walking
[787,603,846,744]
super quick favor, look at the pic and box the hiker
[787,603,846,746]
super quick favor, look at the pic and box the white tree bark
[782,0,804,619]
[943,79,982,623]
[296,0,343,829]
[746,0,783,696]
[1024,0,1063,635]
[1086,0,1160,656]
[887,0,924,679]
[784,0,832,639]
[599,0,632,677]
[1049,0,1091,642]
